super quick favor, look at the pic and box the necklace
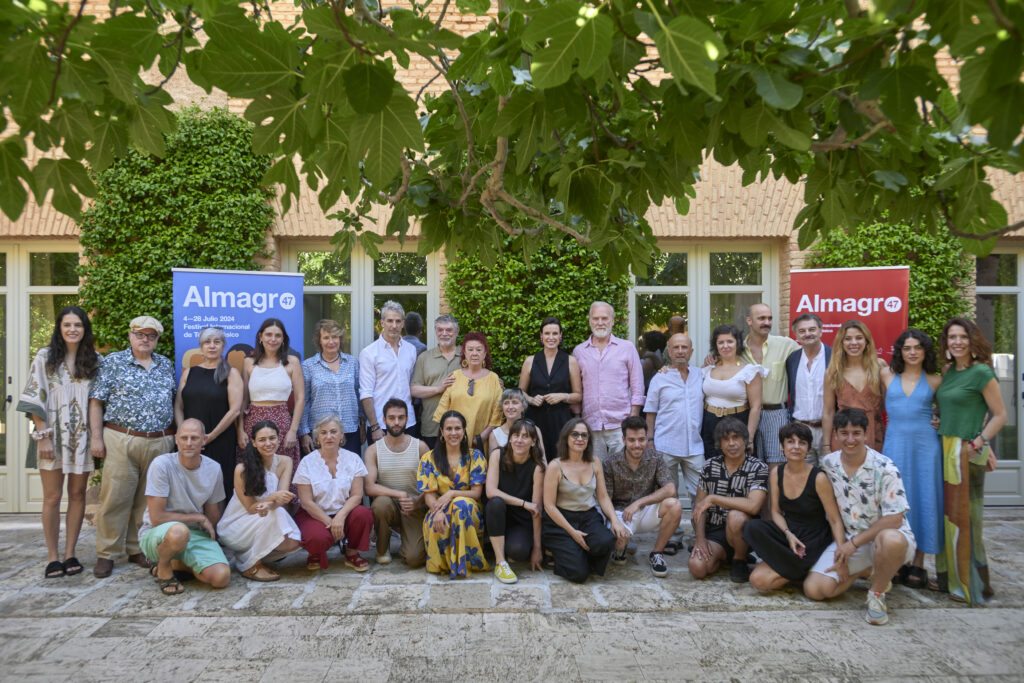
[322,353,340,363]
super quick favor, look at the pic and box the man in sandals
[138,419,230,595]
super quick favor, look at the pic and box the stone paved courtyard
[2,510,1023,681]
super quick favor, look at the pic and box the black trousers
[701,408,751,459]
[542,507,615,583]
[485,498,533,562]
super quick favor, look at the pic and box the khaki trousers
[94,428,174,559]
[370,496,426,568]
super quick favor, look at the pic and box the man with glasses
[89,316,176,578]
[411,315,461,450]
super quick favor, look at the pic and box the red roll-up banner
[789,266,910,363]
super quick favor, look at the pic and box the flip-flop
[62,557,83,576]
[662,540,683,556]
[45,560,65,579]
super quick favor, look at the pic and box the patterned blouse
[820,447,914,539]
[89,349,175,432]
[416,448,488,496]
[298,352,361,436]
[698,455,769,529]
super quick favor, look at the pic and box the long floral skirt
[935,436,988,605]
[423,496,489,578]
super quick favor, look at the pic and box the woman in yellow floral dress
[417,410,489,578]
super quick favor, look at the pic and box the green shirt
[936,363,996,439]
[742,334,798,406]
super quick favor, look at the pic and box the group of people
[18,298,1007,625]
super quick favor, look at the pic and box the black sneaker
[730,559,750,583]
[611,548,628,565]
[649,551,668,578]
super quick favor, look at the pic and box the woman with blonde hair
[821,320,891,453]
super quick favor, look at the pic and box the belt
[794,419,823,428]
[704,403,748,418]
[104,422,174,438]
[763,403,785,411]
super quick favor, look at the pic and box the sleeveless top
[556,463,597,511]
[376,436,421,497]
[834,378,883,450]
[497,456,537,500]
[777,464,827,528]
[492,426,509,448]
[249,364,291,402]
[702,364,766,408]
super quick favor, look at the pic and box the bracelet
[31,428,54,441]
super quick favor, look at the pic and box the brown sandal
[241,563,281,582]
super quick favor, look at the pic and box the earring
[972,352,978,360]
[946,350,952,361]
[461,359,469,368]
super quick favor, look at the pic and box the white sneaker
[376,551,392,565]
[866,590,888,625]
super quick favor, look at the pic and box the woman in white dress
[217,420,302,581]
[700,324,766,458]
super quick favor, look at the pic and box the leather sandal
[905,566,927,589]
[62,557,83,576]
[241,563,281,582]
[344,552,369,572]
[156,575,184,595]
[45,560,66,579]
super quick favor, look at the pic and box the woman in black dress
[175,326,243,498]
[518,317,582,459]
[743,422,846,591]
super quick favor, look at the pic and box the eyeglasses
[132,331,159,341]
[467,378,474,397]
[569,431,589,440]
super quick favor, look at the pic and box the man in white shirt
[360,301,419,442]
[644,333,704,503]
[785,313,832,465]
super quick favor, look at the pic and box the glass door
[0,250,10,511]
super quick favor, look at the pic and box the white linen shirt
[644,366,704,457]
[358,335,418,428]
[293,449,368,514]
[792,348,826,421]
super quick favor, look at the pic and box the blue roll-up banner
[172,268,305,378]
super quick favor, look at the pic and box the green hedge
[78,107,273,357]
[805,221,972,344]
[444,237,630,385]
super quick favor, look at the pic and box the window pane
[297,250,351,286]
[374,252,427,286]
[710,292,761,330]
[977,293,1018,460]
[0,253,6,286]
[372,294,427,343]
[30,294,79,356]
[710,252,762,286]
[636,293,688,338]
[635,252,687,287]
[30,252,78,286]
[0,294,5,466]
[303,293,352,357]
[976,253,1017,287]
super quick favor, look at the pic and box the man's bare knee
[200,563,231,588]
[162,523,191,551]
[725,510,750,530]
[803,575,836,601]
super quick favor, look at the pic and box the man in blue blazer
[785,314,832,464]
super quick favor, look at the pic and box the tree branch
[433,0,451,31]
[987,0,1021,39]
[811,120,891,151]
[144,19,189,96]
[416,72,441,102]
[331,0,371,56]
[937,190,1024,239]
[47,0,88,107]
[388,155,411,205]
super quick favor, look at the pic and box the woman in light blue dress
[882,329,942,589]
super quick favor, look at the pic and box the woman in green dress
[935,318,1007,604]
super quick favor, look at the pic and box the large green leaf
[245,89,308,154]
[0,137,34,221]
[261,157,300,214]
[127,100,175,157]
[653,15,725,97]
[83,117,130,171]
[750,66,803,110]
[303,40,357,104]
[349,93,424,186]
[343,62,396,114]
[740,102,772,147]
[523,2,614,89]
[31,159,95,220]
[91,13,162,69]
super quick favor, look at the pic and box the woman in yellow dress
[417,410,489,578]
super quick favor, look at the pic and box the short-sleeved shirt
[936,363,997,440]
[573,335,645,431]
[411,346,462,437]
[139,453,225,535]
[698,455,769,529]
[432,370,504,440]
[299,352,361,436]
[90,349,175,432]
[742,334,799,405]
[293,449,368,514]
[820,447,914,539]
[417,448,488,495]
[604,449,672,509]
[358,336,418,428]
[643,367,704,457]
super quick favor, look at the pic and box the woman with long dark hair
[175,326,242,499]
[240,318,304,485]
[935,318,1007,603]
[217,421,302,581]
[417,410,489,578]
[882,328,943,588]
[485,418,546,583]
[18,305,101,578]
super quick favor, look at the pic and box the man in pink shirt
[573,301,646,461]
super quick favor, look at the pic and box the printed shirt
[416,448,488,496]
[358,336,418,428]
[293,449,368,514]
[643,366,704,457]
[792,347,826,421]
[698,455,769,529]
[89,349,175,432]
[411,345,462,437]
[820,447,914,538]
[604,448,672,509]
[573,334,645,431]
[299,352,361,436]
[742,334,799,405]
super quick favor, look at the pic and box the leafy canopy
[2,0,1023,277]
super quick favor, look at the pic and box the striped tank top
[376,436,421,497]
